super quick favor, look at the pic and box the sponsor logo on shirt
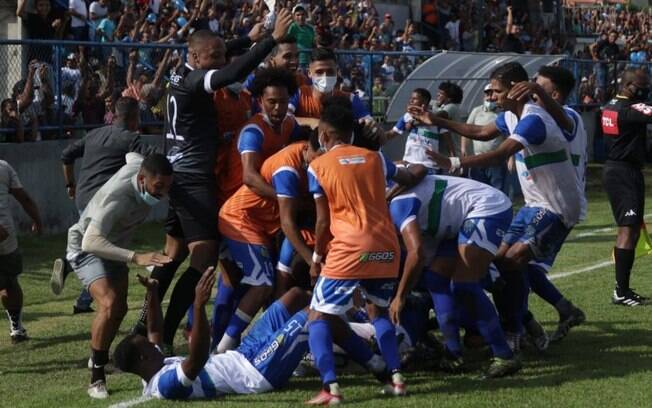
[601,110,619,136]
[253,333,284,366]
[359,251,395,263]
[632,103,652,116]
[338,156,366,165]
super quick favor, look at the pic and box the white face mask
[484,101,497,111]
[312,75,338,94]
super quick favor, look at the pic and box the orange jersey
[213,88,252,190]
[219,142,308,247]
[291,85,372,120]
[217,113,298,207]
[308,145,400,280]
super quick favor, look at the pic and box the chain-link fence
[1,39,650,143]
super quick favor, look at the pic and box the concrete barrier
[1,135,167,234]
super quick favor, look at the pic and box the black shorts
[603,160,645,226]
[165,172,219,243]
[0,250,23,279]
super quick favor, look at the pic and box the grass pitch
[1,166,652,407]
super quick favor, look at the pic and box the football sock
[91,349,108,383]
[162,267,202,346]
[339,331,375,369]
[453,282,513,359]
[614,247,635,295]
[222,308,252,343]
[371,316,401,372]
[211,275,237,349]
[6,308,23,332]
[426,272,462,356]
[527,264,563,306]
[308,319,337,385]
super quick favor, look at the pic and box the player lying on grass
[114,267,391,400]
[388,174,521,378]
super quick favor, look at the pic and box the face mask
[312,75,338,93]
[484,101,497,111]
[226,81,243,95]
[139,182,160,206]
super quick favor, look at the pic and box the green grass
[2,166,652,407]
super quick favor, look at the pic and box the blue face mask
[139,182,160,206]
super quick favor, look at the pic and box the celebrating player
[388,174,520,378]
[305,102,424,404]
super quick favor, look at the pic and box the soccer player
[156,12,293,353]
[388,174,520,378]
[291,47,373,129]
[243,35,310,92]
[66,153,173,398]
[411,62,582,351]
[508,66,587,341]
[53,97,158,314]
[215,136,322,353]
[0,160,42,344]
[383,88,455,171]
[115,268,387,399]
[601,68,652,306]
[305,102,424,404]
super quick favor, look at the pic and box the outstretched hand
[407,105,433,125]
[194,267,216,306]
[425,150,452,169]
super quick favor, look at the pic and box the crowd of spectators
[2,0,651,142]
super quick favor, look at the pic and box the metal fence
[1,39,651,141]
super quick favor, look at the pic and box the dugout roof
[385,52,565,123]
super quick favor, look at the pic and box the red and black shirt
[601,95,652,167]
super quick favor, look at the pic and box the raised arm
[17,61,38,113]
[427,137,523,171]
[506,6,513,34]
[180,267,216,380]
[408,105,500,141]
[152,50,172,87]
[507,81,574,133]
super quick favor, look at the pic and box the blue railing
[1,39,650,141]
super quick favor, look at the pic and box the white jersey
[0,161,22,255]
[564,106,588,221]
[144,351,272,399]
[496,103,581,227]
[389,175,512,262]
[393,113,440,169]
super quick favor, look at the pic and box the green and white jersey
[393,113,440,169]
[496,103,581,227]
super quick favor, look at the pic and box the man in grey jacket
[65,153,173,399]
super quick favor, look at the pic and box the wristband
[449,157,461,172]
[312,252,323,264]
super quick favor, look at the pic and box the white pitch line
[549,260,614,281]
[571,213,651,240]
[108,396,151,408]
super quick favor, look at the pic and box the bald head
[620,68,650,100]
[188,30,226,70]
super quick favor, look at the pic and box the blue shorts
[503,206,571,262]
[224,238,275,287]
[310,276,396,315]
[458,208,512,255]
[238,302,309,389]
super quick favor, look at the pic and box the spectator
[288,4,316,68]
[16,0,66,62]
[88,0,109,41]
[461,83,509,193]
[61,53,83,98]
[431,81,463,157]
[445,11,462,51]
[0,100,24,143]
[502,6,524,53]
[68,0,89,41]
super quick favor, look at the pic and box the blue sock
[224,308,252,339]
[372,315,401,372]
[339,332,374,368]
[426,272,461,355]
[211,276,236,349]
[453,281,513,359]
[528,264,563,306]
[308,320,337,385]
